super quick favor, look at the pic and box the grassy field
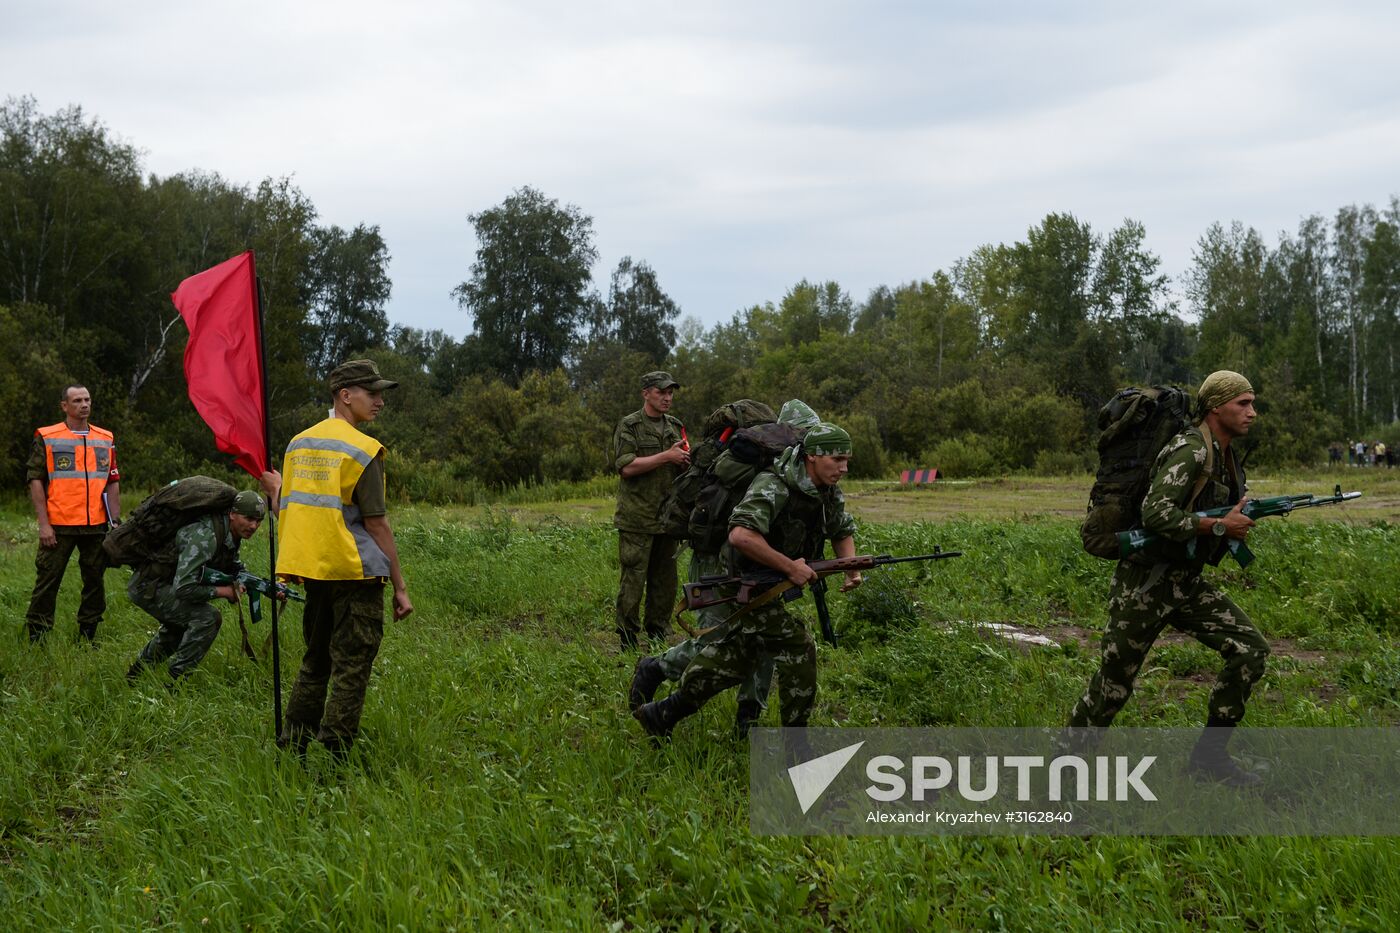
[1,467,1398,929]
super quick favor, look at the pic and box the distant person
[277,360,413,762]
[1356,440,1367,466]
[24,384,120,643]
[1377,441,1389,469]
[125,486,273,683]
[1067,371,1270,787]
[1328,442,1342,468]
[612,371,688,650]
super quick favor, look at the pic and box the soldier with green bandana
[613,371,689,649]
[629,399,822,736]
[1067,370,1270,786]
[634,421,862,739]
[126,490,267,682]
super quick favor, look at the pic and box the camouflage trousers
[1069,561,1270,727]
[128,572,223,678]
[656,551,774,711]
[616,531,679,641]
[676,601,817,727]
[25,531,107,641]
[283,579,384,751]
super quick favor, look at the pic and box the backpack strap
[1186,421,1215,511]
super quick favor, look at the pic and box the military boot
[733,699,763,741]
[633,693,699,739]
[1187,721,1261,788]
[629,656,667,711]
[125,659,147,683]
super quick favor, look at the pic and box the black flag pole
[254,273,283,738]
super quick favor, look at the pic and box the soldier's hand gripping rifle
[200,563,304,624]
[682,550,962,647]
[1116,484,1362,568]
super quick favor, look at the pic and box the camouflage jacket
[139,514,241,601]
[1136,424,1244,570]
[726,447,857,570]
[613,409,686,534]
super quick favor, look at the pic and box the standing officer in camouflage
[25,384,121,643]
[613,371,689,649]
[125,491,268,682]
[1068,371,1269,786]
[277,360,413,762]
[634,422,862,738]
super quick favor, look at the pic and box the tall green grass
[1,504,1398,929]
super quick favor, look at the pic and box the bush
[920,435,999,477]
[840,412,887,478]
[1033,449,1089,476]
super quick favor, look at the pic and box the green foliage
[2,499,1399,927]
[452,186,599,383]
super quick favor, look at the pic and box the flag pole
[254,272,283,739]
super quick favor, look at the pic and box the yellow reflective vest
[276,417,390,581]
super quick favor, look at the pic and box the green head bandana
[803,422,852,457]
[231,490,266,520]
[1196,370,1254,422]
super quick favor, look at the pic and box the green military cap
[640,371,681,390]
[803,422,852,457]
[329,359,399,394]
[231,490,266,520]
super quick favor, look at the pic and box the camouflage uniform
[673,447,857,727]
[613,407,685,643]
[648,400,822,712]
[1070,426,1270,727]
[128,514,241,678]
[652,550,776,711]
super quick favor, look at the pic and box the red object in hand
[681,427,691,451]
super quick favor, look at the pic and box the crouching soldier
[633,422,862,739]
[125,490,268,682]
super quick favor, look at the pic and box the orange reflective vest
[36,423,116,526]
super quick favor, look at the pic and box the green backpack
[103,475,238,569]
[658,399,777,538]
[1080,386,1197,559]
[685,421,808,554]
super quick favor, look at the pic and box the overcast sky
[5,1,1400,337]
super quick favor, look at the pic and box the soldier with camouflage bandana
[629,399,823,736]
[613,371,689,649]
[1068,371,1269,786]
[634,421,862,738]
[126,490,267,682]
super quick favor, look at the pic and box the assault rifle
[1116,485,1362,568]
[682,550,962,647]
[200,564,304,623]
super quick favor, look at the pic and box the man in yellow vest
[25,384,120,643]
[276,360,413,761]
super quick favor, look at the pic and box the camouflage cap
[803,422,852,457]
[640,371,681,390]
[329,359,399,394]
[231,490,266,520]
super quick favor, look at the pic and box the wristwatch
[1211,519,1227,537]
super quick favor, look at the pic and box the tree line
[3,97,1397,500]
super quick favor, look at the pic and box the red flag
[171,251,268,476]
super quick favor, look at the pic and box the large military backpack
[658,399,777,538]
[103,475,238,569]
[686,421,809,554]
[1080,386,1198,559]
